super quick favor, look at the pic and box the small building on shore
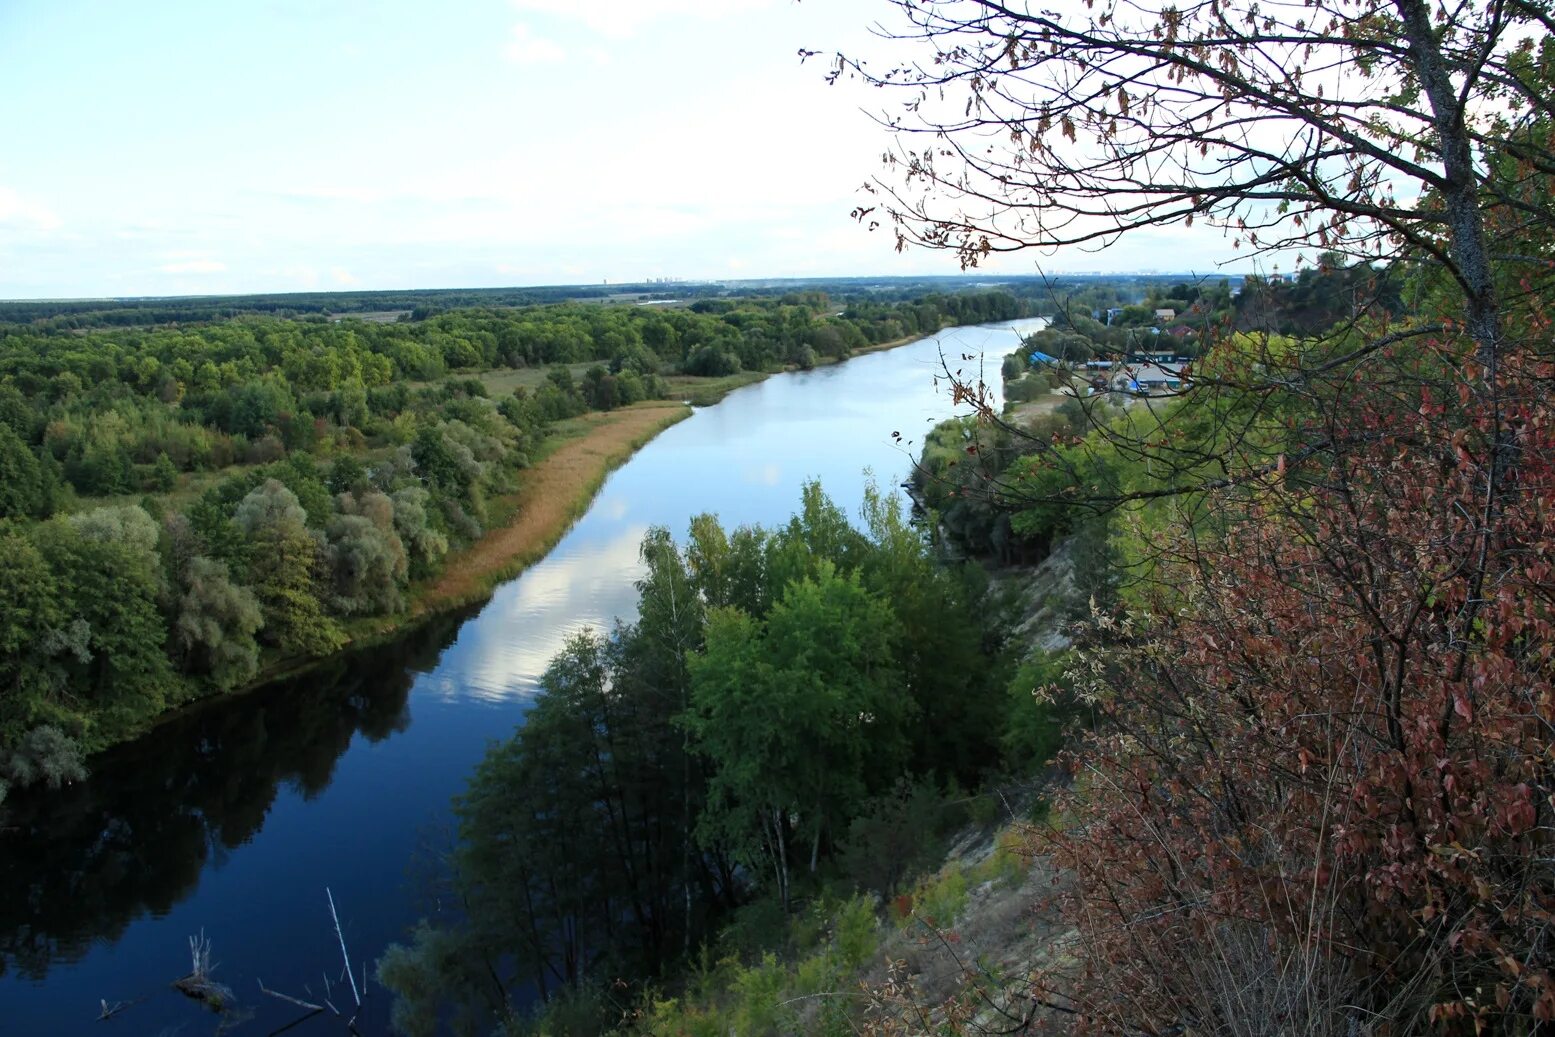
[1110,360,1185,394]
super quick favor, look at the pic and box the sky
[0,0,1249,299]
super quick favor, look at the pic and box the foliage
[0,285,1025,778]
[0,424,48,520]
[0,529,67,742]
[323,508,408,616]
[1024,346,1555,1030]
[628,894,881,1037]
[381,483,1026,1034]
[999,650,1073,774]
[838,778,949,896]
[897,862,967,932]
[36,511,183,744]
[0,725,86,805]
[689,562,906,909]
[239,482,344,657]
[850,2,1555,1030]
[173,556,263,690]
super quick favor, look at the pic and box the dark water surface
[0,320,1036,1035]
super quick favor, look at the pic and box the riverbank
[411,400,692,614]
[67,326,991,768]
[332,333,953,644]
[347,333,951,631]
[285,331,973,667]
[0,315,1042,1037]
[69,400,693,758]
[662,330,939,405]
[244,400,693,686]
[77,336,960,759]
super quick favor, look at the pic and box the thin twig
[96,995,146,1021]
[326,887,362,1007]
[256,979,324,1013]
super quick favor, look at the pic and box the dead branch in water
[172,929,234,1011]
[96,995,145,1021]
[255,890,367,1035]
[327,886,362,1008]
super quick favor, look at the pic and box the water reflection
[0,609,464,983]
[0,319,1042,1033]
[455,524,650,700]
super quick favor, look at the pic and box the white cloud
[503,23,566,64]
[508,0,775,38]
[330,265,359,285]
[0,185,61,231]
[160,258,226,274]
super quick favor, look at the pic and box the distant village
[1012,263,1389,400]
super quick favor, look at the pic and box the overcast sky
[0,0,1248,299]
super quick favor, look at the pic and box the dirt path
[1007,390,1070,425]
[415,401,690,612]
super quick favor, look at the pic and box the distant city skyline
[1,0,1265,299]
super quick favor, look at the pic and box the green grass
[473,361,598,396]
[628,894,881,1037]
[663,369,771,406]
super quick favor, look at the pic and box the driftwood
[255,888,367,1035]
[123,892,366,1033]
[96,995,145,1021]
[172,930,234,1011]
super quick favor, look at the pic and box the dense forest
[0,275,1054,329]
[0,288,1026,804]
[388,242,1555,1032]
[376,481,1035,1035]
[354,254,1460,1035]
[10,0,1552,1030]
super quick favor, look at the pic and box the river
[0,318,1039,1035]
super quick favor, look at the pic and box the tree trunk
[1394,0,1502,368]
[772,806,790,914]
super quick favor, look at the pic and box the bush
[684,345,741,377]
[901,865,968,931]
[0,725,87,804]
[839,779,946,894]
[732,954,790,1035]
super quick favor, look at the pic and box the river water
[0,319,1039,1035]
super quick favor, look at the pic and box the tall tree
[235,480,343,657]
[36,512,182,743]
[173,556,263,690]
[687,562,905,909]
[832,0,1553,512]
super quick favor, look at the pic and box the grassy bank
[388,331,937,618]
[114,334,941,746]
[410,400,690,614]
[119,401,691,744]
[660,330,940,408]
[280,400,692,663]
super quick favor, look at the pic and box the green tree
[37,513,182,744]
[687,562,905,910]
[0,725,86,805]
[0,531,67,741]
[389,486,449,577]
[858,480,1006,782]
[150,450,178,492]
[0,425,46,520]
[236,480,343,657]
[323,512,408,615]
[411,424,472,503]
[173,556,263,690]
